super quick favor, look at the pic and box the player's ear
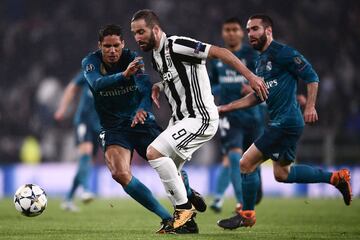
[266,27,272,37]
[121,39,125,48]
[98,41,102,50]
[153,25,160,35]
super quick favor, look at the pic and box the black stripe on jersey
[191,65,210,122]
[151,54,159,72]
[171,53,202,65]
[176,65,210,150]
[160,46,184,120]
[168,39,196,118]
[165,94,178,122]
[175,38,206,52]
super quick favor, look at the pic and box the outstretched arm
[208,46,268,101]
[54,82,80,121]
[218,92,261,114]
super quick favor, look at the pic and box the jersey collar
[154,32,167,54]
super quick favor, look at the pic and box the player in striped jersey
[131,9,268,233]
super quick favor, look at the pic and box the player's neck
[227,43,242,52]
[261,38,273,52]
[154,30,165,51]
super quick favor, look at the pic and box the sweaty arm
[208,46,268,101]
[54,72,84,121]
[82,56,128,92]
[218,92,261,114]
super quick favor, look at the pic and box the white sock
[148,157,188,206]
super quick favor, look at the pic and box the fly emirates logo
[265,79,278,89]
[99,85,138,97]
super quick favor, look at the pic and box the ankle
[240,210,256,218]
[176,201,192,210]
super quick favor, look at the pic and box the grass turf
[0,197,359,240]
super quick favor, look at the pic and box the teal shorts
[254,126,303,162]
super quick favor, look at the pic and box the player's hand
[303,106,318,124]
[241,83,254,96]
[124,57,144,78]
[131,109,147,127]
[54,108,66,121]
[151,85,161,109]
[249,75,268,101]
[217,105,229,115]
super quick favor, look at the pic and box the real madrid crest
[266,61,272,71]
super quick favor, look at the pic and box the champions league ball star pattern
[14,184,47,217]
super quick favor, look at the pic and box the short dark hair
[249,14,274,29]
[131,9,161,28]
[98,24,123,42]
[223,17,242,27]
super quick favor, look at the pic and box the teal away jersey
[81,49,154,130]
[255,41,319,128]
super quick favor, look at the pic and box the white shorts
[150,117,219,162]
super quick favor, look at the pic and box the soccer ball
[13,184,47,217]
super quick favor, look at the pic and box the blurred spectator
[0,0,359,164]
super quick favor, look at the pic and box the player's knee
[146,146,162,160]
[274,170,288,182]
[240,160,255,174]
[111,169,132,186]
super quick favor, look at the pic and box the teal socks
[284,165,332,183]
[123,176,172,220]
[67,154,92,200]
[229,151,244,205]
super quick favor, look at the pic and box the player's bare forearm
[303,82,319,123]
[208,46,254,80]
[219,92,259,113]
[208,46,268,101]
[305,82,318,109]
[54,83,79,120]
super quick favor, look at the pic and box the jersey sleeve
[72,71,86,86]
[278,47,319,84]
[134,73,152,112]
[171,36,211,64]
[81,54,128,92]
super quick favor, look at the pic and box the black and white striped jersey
[152,33,219,123]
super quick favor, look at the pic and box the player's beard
[251,32,267,51]
[140,31,156,52]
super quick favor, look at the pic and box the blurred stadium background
[0,0,359,199]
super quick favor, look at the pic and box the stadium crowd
[0,0,359,164]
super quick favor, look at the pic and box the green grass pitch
[0,197,359,240]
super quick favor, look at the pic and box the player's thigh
[221,155,230,167]
[78,142,93,155]
[75,122,95,155]
[132,124,162,160]
[241,143,265,173]
[105,145,132,174]
[150,118,218,162]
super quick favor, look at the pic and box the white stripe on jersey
[152,33,218,122]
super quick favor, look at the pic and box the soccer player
[55,72,101,211]
[130,9,268,232]
[81,24,204,233]
[209,17,264,213]
[217,14,352,229]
